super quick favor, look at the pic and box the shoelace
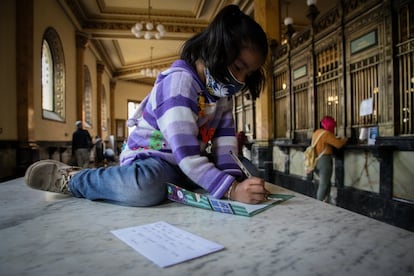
[59,166,81,193]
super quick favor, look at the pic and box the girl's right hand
[231,177,269,204]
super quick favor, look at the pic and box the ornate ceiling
[58,0,334,84]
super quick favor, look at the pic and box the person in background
[72,121,92,168]
[104,148,116,163]
[24,5,269,206]
[236,131,249,157]
[94,135,104,165]
[313,116,348,202]
[236,131,260,177]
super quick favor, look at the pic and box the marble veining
[272,146,286,172]
[393,151,414,201]
[289,148,306,177]
[344,150,380,193]
[1,178,413,276]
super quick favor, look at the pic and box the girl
[25,5,270,206]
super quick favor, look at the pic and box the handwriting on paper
[111,221,224,268]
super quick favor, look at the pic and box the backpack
[304,130,327,173]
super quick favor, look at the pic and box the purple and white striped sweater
[120,60,242,198]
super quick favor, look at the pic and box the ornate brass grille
[350,55,381,126]
[316,45,340,127]
[274,71,288,138]
[397,3,414,135]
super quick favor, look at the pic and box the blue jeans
[68,157,194,207]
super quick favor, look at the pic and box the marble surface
[289,148,306,177]
[394,151,414,200]
[272,145,286,172]
[344,150,380,193]
[1,178,413,276]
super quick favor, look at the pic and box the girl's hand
[230,177,269,204]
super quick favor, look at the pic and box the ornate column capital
[97,61,105,74]
[75,31,89,49]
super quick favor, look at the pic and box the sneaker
[24,160,81,194]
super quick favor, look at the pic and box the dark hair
[180,5,268,99]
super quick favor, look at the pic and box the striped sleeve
[152,71,236,198]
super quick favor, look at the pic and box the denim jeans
[68,157,194,207]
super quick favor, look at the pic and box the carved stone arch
[41,27,66,121]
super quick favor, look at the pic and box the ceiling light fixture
[141,46,160,78]
[131,0,165,40]
[283,1,295,42]
[306,0,320,24]
[284,17,295,39]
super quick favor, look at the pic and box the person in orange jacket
[313,116,348,202]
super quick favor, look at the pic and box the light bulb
[144,32,152,40]
[134,22,143,31]
[284,17,293,26]
[156,24,165,32]
[145,22,154,30]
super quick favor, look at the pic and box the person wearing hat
[313,116,348,202]
[72,121,92,168]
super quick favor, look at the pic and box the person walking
[72,121,92,168]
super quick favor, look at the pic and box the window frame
[41,27,66,122]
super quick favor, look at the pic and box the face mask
[205,67,245,97]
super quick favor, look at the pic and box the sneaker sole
[25,160,70,193]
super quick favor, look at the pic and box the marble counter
[0,178,413,276]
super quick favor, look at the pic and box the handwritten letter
[111,221,224,268]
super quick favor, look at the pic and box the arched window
[41,27,65,121]
[83,65,92,127]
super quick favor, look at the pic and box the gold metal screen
[397,3,414,134]
[293,82,309,130]
[234,91,254,136]
[350,55,381,126]
[274,71,288,138]
[316,45,340,125]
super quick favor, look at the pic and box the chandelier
[131,0,166,40]
[141,46,161,78]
